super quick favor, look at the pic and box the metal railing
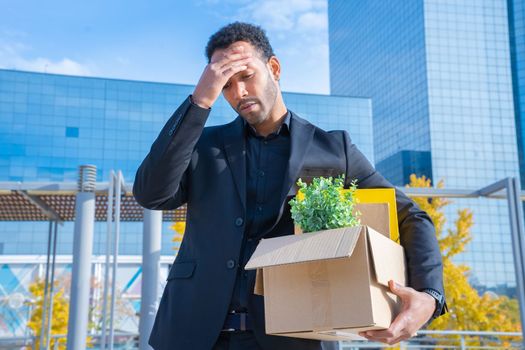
[0,330,521,350]
[340,330,523,350]
[0,332,139,350]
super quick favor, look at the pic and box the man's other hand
[192,45,252,109]
[358,280,436,345]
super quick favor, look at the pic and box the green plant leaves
[289,175,361,233]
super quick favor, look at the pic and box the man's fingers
[388,279,413,299]
[374,314,405,338]
[386,333,411,345]
[360,312,407,340]
[223,64,248,76]
[357,286,427,345]
[212,49,252,65]
[219,58,253,80]
[216,52,252,66]
[220,57,252,73]
[359,329,413,345]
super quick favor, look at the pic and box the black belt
[222,311,253,332]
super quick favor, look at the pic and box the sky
[0,0,330,94]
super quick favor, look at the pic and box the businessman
[133,22,446,350]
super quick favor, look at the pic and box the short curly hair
[205,22,275,63]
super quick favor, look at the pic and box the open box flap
[367,226,407,288]
[245,226,364,270]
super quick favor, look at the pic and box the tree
[27,278,69,350]
[407,174,521,347]
[171,221,186,253]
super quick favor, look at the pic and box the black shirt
[228,112,292,312]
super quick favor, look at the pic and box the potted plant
[289,175,361,233]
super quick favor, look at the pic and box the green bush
[289,175,361,233]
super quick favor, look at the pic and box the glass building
[509,0,525,198]
[0,68,373,337]
[0,68,373,256]
[329,0,521,293]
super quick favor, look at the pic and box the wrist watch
[420,288,446,321]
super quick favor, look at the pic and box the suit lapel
[259,112,315,237]
[222,117,246,211]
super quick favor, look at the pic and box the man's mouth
[240,102,257,111]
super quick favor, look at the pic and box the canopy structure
[2,182,523,223]
[0,182,186,223]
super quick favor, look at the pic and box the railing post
[39,221,53,350]
[139,209,162,350]
[109,171,123,350]
[66,165,97,350]
[506,177,525,349]
[101,170,115,350]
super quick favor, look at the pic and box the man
[133,22,446,350]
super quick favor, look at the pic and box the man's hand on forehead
[192,45,252,109]
[211,45,252,78]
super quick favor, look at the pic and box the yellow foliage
[407,174,521,346]
[170,221,186,251]
[27,278,69,350]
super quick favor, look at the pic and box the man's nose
[233,83,248,100]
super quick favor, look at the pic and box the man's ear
[267,56,281,82]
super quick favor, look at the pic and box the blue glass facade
[330,0,431,182]
[376,150,433,187]
[329,0,520,292]
[509,0,525,192]
[0,69,373,256]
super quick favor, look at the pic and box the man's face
[213,41,279,126]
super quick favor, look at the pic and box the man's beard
[237,97,263,124]
[237,75,278,126]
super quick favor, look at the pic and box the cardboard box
[245,203,406,341]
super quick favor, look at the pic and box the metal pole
[66,165,97,350]
[45,221,58,350]
[506,177,525,348]
[139,209,162,350]
[101,170,114,350]
[108,171,123,350]
[39,220,53,350]
[90,262,101,337]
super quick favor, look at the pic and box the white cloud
[230,0,327,33]
[297,11,328,32]
[208,0,329,94]
[0,38,96,76]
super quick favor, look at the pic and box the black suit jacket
[133,96,445,350]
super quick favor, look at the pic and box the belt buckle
[221,310,247,332]
[240,312,247,331]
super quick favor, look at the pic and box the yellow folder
[354,188,399,243]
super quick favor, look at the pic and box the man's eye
[244,74,254,80]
